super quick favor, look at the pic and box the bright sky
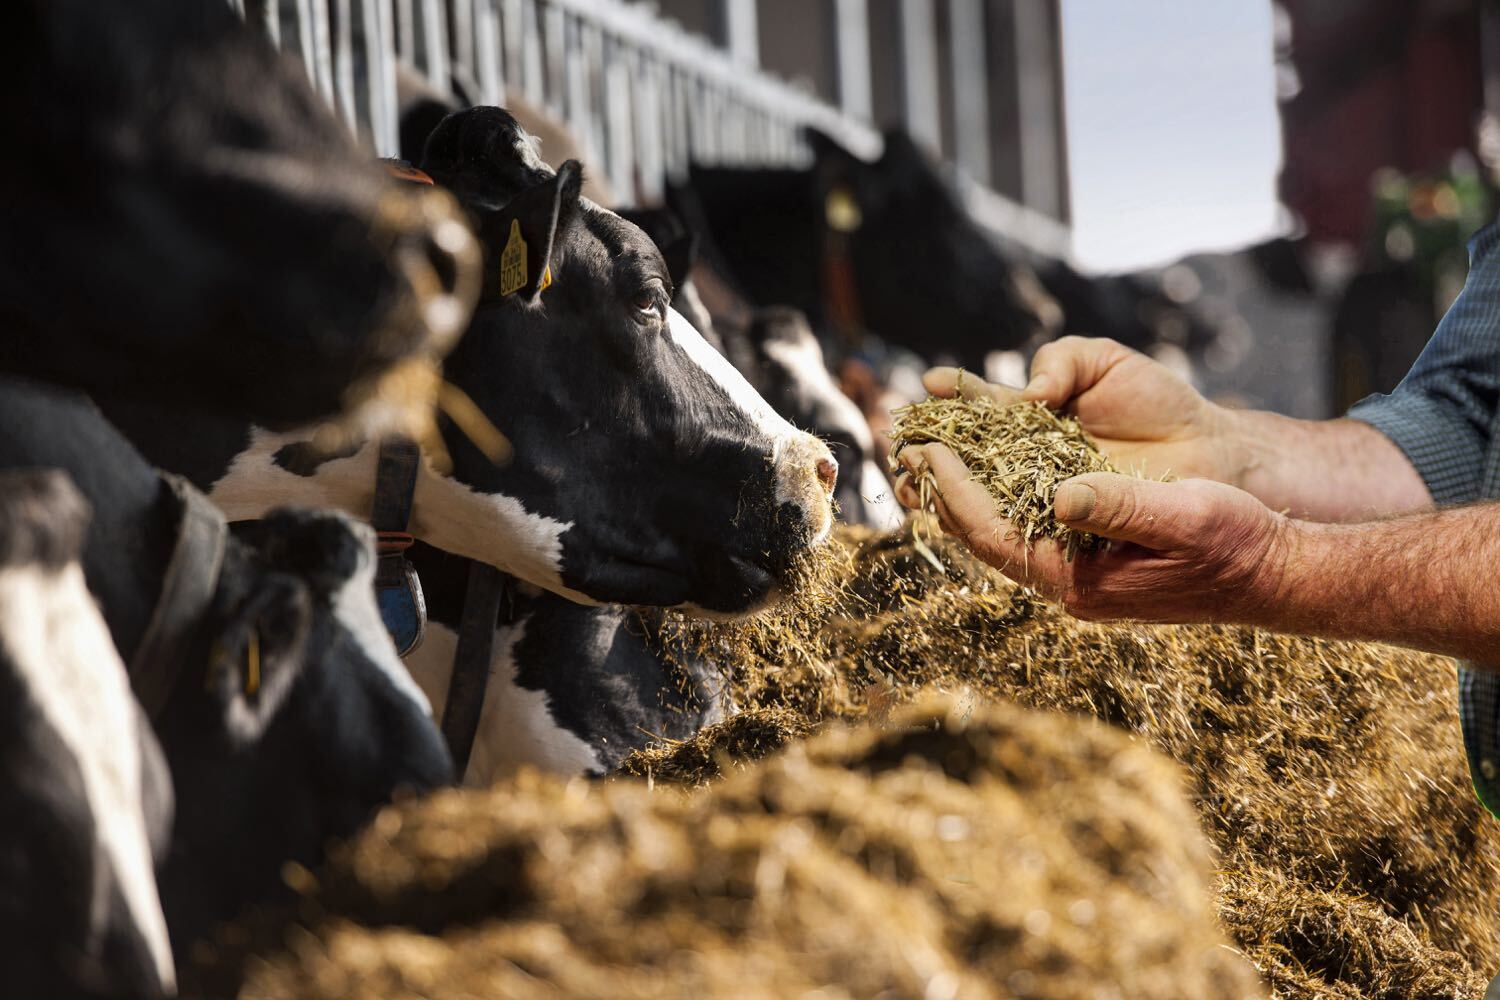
[1060,0,1284,272]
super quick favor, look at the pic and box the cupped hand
[893,442,1289,625]
[923,336,1239,484]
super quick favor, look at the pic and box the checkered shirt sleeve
[1348,215,1500,816]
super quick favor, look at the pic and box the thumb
[1054,473,1207,550]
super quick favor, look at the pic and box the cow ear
[481,159,583,303]
[205,575,310,746]
[659,229,699,292]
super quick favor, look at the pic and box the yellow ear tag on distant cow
[825,186,863,233]
[499,219,528,296]
[499,219,554,297]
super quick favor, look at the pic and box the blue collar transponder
[369,436,503,779]
[370,438,427,657]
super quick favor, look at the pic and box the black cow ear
[206,576,310,746]
[481,159,583,303]
[659,229,699,292]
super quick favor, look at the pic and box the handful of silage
[891,394,1118,559]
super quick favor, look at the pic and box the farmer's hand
[925,336,1241,484]
[893,443,1290,624]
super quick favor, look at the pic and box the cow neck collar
[370,435,510,778]
[130,474,229,719]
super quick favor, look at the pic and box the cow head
[155,508,452,949]
[3,0,479,427]
[738,309,902,530]
[416,108,837,615]
[806,129,1048,368]
[0,470,176,998]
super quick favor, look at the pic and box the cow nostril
[816,456,838,494]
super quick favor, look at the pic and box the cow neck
[371,436,513,777]
[129,475,229,719]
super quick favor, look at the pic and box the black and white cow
[0,470,176,998]
[0,379,453,956]
[402,542,728,779]
[3,0,478,427]
[100,106,839,617]
[726,309,902,530]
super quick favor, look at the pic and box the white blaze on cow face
[0,563,176,994]
[666,308,836,546]
[402,619,602,781]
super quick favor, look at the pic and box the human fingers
[1054,473,1226,551]
[1023,336,1138,409]
[920,367,1024,405]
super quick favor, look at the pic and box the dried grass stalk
[889,395,1118,559]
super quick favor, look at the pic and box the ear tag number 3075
[499,219,552,297]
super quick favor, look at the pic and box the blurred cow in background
[4,0,479,430]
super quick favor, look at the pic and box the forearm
[1255,503,1500,660]
[1217,409,1431,521]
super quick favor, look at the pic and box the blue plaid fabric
[1349,214,1500,816]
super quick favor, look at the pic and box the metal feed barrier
[236,0,1071,257]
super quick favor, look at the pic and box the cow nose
[816,456,839,494]
[392,188,482,351]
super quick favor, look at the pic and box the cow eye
[631,282,667,323]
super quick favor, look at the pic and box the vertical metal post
[833,0,872,121]
[718,0,759,68]
[948,0,989,183]
[261,0,281,48]
[294,0,317,81]
[477,0,503,104]
[364,0,398,156]
[1013,0,1065,219]
[452,0,476,86]
[604,38,635,201]
[543,3,566,116]
[898,0,941,150]
[334,0,357,130]
[309,0,335,102]
[421,0,450,89]
[397,0,416,63]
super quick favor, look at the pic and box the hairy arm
[895,445,1499,662]
[1221,410,1431,521]
[1267,502,1500,659]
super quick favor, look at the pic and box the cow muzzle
[772,431,838,551]
[381,185,482,357]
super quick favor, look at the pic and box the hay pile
[634,392,1498,994]
[890,395,1117,557]
[205,392,1500,997]
[201,699,1263,999]
[634,528,1500,997]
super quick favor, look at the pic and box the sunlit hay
[617,707,813,785]
[202,698,1264,1000]
[630,526,1500,995]
[889,394,1118,560]
[649,537,862,703]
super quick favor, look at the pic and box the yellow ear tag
[825,187,863,233]
[499,219,529,297]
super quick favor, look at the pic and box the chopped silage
[199,699,1264,1000]
[198,392,1500,999]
